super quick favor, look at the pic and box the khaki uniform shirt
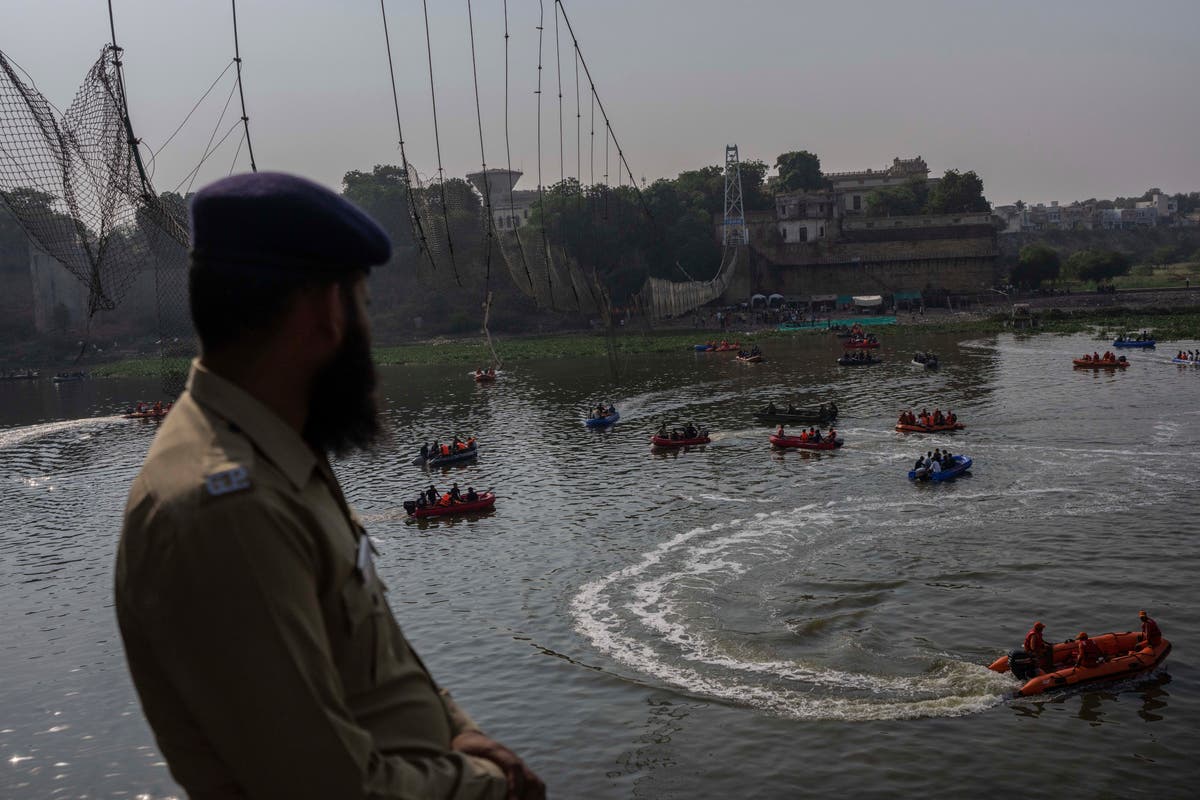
[115,362,505,800]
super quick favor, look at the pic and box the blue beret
[189,171,391,274]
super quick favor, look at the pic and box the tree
[774,151,823,193]
[1150,244,1181,265]
[1066,249,1132,283]
[866,178,929,217]
[924,169,990,214]
[1011,243,1060,288]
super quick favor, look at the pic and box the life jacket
[438,493,452,506]
[1024,628,1045,653]
[440,445,451,456]
[1076,638,1103,667]
[456,442,466,451]
[1142,618,1162,646]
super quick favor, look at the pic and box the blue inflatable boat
[585,411,620,427]
[909,455,973,482]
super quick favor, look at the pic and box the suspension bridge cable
[149,60,235,164]
[554,3,564,186]
[177,78,239,194]
[466,0,502,368]
[501,0,536,290]
[230,0,257,171]
[378,0,437,278]
[555,0,651,218]
[420,0,462,286]
[534,0,553,298]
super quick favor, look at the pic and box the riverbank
[79,303,1200,378]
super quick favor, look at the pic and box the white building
[466,168,538,230]
[825,156,932,215]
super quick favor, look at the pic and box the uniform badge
[205,466,252,496]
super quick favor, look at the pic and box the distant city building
[995,192,1181,234]
[466,168,538,230]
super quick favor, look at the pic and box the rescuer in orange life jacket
[1075,632,1104,668]
[1138,610,1162,647]
[1023,621,1051,670]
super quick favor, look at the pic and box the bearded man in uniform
[115,172,543,800]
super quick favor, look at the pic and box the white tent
[750,293,767,308]
[767,293,785,307]
[853,295,883,308]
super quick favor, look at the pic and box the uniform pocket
[339,578,387,690]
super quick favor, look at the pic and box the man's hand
[452,730,546,800]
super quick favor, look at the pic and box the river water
[2,330,1198,799]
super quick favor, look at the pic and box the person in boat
[415,492,428,509]
[1074,632,1104,667]
[765,401,778,415]
[818,403,827,419]
[465,486,479,502]
[449,483,461,503]
[914,453,927,471]
[933,409,944,425]
[809,427,821,442]
[657,422,668,438]
[439,442,452,457]
[1138,610,1162,647]
[776,424,785,437]
[929,457,942,474]
[438,491,453,507]
[1024,621,1051,671]
[750,345,761,356]
[607,404,616,416]
[683,423,697,439]
[426,485,439,505]
[826,427,836,442]
[419,443,430,461]
[828,401,838,417]
[947,410,957,425]
[787,402,798,414]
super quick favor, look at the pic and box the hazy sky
[4,0,1199,205]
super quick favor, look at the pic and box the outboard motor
[403,501,417,515]
[1008,649,1038,681]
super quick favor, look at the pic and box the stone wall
[721,215,999,301]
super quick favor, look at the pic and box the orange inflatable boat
[988,630,1171,696]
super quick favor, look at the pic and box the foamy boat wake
[572,504,1012,721]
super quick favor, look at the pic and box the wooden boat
[988,631,1171,697]
[650,433,710,448]
[769,433,843,451]
[909,454,972,481]
[474,370,497,382]
[1073,357,1128,369]
[895,421,964,433]
[404,492,496,518]
[736,353,763,363]
[837,355,880,366]
[584,410,620,427]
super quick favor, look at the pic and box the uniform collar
[186,359,317,491]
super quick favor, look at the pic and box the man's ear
[298,281,346,356]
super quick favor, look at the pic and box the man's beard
[304,300,381,457]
